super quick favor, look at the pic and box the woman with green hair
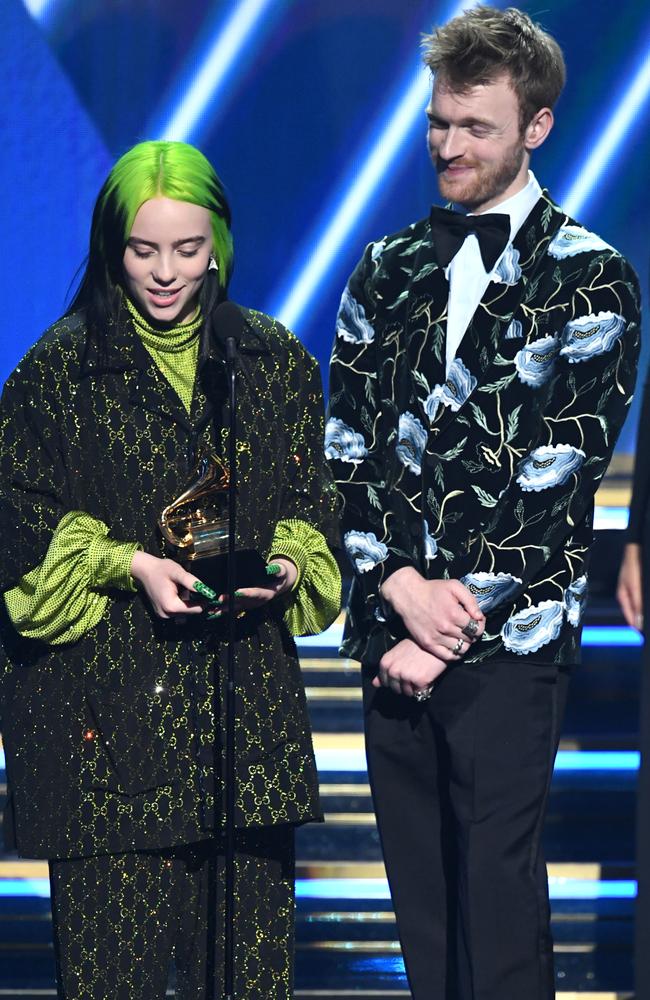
[0,140,341,999]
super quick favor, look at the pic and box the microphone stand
[223,334,237,1000]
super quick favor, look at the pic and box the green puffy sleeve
[269,518,341,638]
[4,510,141,645]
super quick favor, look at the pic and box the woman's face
[122,196,213,325]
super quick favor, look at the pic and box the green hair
[104,141,233,282]
[69,140,233,335]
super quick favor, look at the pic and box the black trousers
[363,656,571,1000]
[49,827,295,1000]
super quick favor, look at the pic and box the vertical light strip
[272,66,430,330]
[153,0,277,143]
[561,45,650,217]
[270,0,482,331]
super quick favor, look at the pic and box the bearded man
[326,7,640,998]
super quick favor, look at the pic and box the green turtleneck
[124,295,202,414]
[4,298,341,643]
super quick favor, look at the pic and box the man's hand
[617,542,643,631]
[373,638,448,698]
[380,566,485,657]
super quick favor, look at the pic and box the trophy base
[184,548,268,594]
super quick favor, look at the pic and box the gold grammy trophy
[159,453,230,562]
[158,453,266,589]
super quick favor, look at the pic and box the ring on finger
[452,637,464,655]
[414,683,435,702]
[461,617,479,639]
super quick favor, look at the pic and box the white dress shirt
[445,171,542,373]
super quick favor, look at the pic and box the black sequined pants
[49,828,295,1000]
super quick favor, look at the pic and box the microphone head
[211,300,244,353]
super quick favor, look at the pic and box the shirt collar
[468,170,542,240]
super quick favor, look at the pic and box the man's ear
[524,107,554,150]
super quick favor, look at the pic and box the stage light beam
[270,0,483,332]
[153,0,276,143]
[562,45,650,217]
[22,0,55,19]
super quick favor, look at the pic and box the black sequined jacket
[328,193,640,667]
[0,305,339,859]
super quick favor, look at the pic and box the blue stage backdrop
[1,0,648,454]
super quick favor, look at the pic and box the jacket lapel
[426,191,566,441]
[396,227,450,425]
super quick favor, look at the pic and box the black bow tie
[429,206,511,272]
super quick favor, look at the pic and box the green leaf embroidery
[397,239,424,256]
[413,262,439,283]
[413,370,431,393]
[523,510,546,528]
[525,275,541,303]
[367,485,382,510]
[506,404,521,442]
[427,488,441,518]
[462,459,487,474]
[471,484,498,507]
[480,373,516,394]
[470,402,490,432]
[387,289,409,311]
[384,235,412,252]
[551,496,568,516]
[437,437,468,461]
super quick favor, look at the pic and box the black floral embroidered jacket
[327,192,640,666]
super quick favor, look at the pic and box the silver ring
[461,617,479,639]
[414,684,435,702]
[452,638,464,654]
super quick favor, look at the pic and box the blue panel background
[1,0,648,452]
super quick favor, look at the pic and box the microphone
[211,300,244,362]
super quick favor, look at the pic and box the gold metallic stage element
[0,858,630,881]
[320,784,371,796]
[301,657,359,673]
[323,813,375,825]
[294,859,629,880]
[305,688,362,701]
[312,730,590,753]
[296,940,600,954]
[294,994,631,999]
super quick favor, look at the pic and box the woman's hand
[210,558,298,618]
[617,542,644,631]
[373,638,448,698]
[130,551,214,620]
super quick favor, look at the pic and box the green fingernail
[265,563,281,576]
[207,609,222,620]
[194,581,217,600]
[235,590,245,597]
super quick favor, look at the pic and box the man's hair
[68,140,233,338]
[422,5,566,130]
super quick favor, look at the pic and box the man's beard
[436,140,527,212]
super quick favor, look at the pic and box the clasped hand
[130,551,297,621]
[374,567,485,697]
